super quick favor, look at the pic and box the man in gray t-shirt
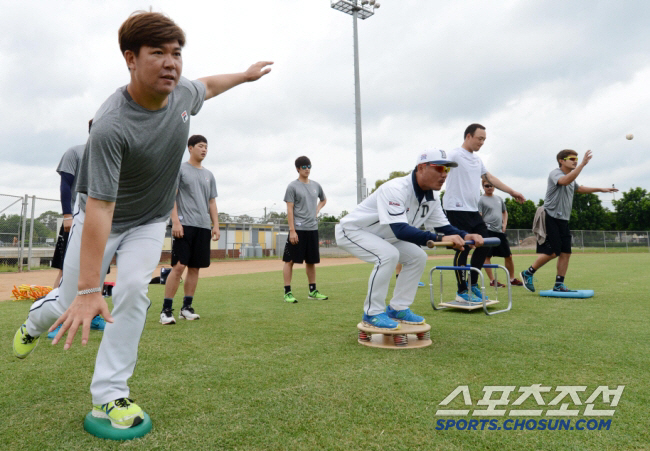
[161,135,219,324]
[478,182,524,287]
[282,156,328,303]
[16,10,272,430]
[520,149,618,293]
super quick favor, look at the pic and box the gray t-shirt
[544,168,579,220]
[284,179,325,231]
[76,77,206,233]
[56,144,85,213]
[478,194,506,233]
[176,162,218,230]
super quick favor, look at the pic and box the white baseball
[626,134,634,140]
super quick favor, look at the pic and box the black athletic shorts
[486,230,512,258]
[283,230,320,264]
[537,211,572,256]
[51,224,69,270]
[171,225,212,268]
[445,210,489,238]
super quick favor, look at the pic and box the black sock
[555,276,565,285]
[163,298,173,310]
[527,266,537,275]
[309,283,316,292]
[284,285,291,294]
[183,296,193,308]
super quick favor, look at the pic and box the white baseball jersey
[339,172,451,239]
[442,146,487,212]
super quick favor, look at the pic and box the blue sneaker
[553,283,576,293]
[520,270,535,292]
[386,306,425,324]
[91,315,106,331]
[471,285,489,301]
[418,281,425,287]
[47,324,62,340]
[362,313,400,330]
[455,290,481,304]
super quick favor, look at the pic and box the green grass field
[1,253,648,450]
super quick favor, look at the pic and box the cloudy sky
[1,0,648,219]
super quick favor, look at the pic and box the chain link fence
[1,196,648,273]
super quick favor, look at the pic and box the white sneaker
[179,306,200,320]
[160,308,176,325]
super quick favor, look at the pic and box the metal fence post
[19,194,28,271]
[603,230,606,253]
[27,195,36,270]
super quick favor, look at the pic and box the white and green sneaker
[92,398,144,429]
[308,290,328,300]
[13,323,40,359]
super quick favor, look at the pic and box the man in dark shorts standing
[282,156,328,303]
[443,124,526,303]
[161,134,218,324]
[478,180,523,287]
[520,150,617,292]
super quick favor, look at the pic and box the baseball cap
[416,149,458,167]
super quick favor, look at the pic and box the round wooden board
[356,322,432,349]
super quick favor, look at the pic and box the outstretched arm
[199,61,273,100]
[50,197,115,349]
[577,186,619,194]
[482,172,526,203]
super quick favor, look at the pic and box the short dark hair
[188,135,207,148]
[295,156,311,168]
[557,149,578,167]
[464,123,486,140]
[118,11,185,56]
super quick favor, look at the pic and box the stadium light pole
[331,0,381,204]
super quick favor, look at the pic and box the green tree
[613,187,650,230]
[370,170,411,194]
[267,211,288,224]
[570,193,611,230]
[504,199,538,229]
[218,212,232,223]
[37,210,60,233]
[318,214,338,244]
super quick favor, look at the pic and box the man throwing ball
[335,150,484,330]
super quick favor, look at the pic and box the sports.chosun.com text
[436,418,612,431]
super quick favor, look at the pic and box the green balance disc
[83,412,152,440]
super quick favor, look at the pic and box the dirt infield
[0,257,366,302]
[0,254,467,302]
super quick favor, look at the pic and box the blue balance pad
[539,289,594,299]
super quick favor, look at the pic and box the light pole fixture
[331,0,381,204]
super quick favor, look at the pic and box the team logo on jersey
[181,111,188,123]
[389,201,401,206]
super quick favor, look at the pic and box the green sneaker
[92,398,144,429]
[284,292,298,303]
[308,290,328,300]
[13,323,40,359]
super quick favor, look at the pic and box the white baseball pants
[335,225,427,316]
[27,207,166,404]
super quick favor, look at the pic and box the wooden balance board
[357,322,432,349]
[438,299,500,311]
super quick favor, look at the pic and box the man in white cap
[335,150,485,330]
